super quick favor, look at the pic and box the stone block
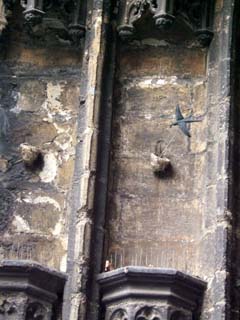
[118,47,206,78]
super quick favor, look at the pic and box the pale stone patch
[142,39,169,47]
[126,76,180,89]
[47,82,63,110]
[41,82,72,123]
[10,105,21,114]
[54,133,73,151]
[22,195,61,211]
[39,152,58,183]
[52,221,63,235]
[156,79,168,85]
[138,79,153,88]
[12,215,30,232]
[60,254,67,272]
[144,114,152,120]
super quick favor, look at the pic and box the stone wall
[100,1,236,319]
[0,0,238,319]
[106,44,207,273]
[0,2,82,271]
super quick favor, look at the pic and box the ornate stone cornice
[0,260,67,319]
[3,0,86,46]
[98,267,207,320]
[117,0,215,46]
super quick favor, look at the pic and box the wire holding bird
[170,104,202,137]
[162,104,202,154]
[151,105,202,171]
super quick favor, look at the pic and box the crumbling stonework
[0,0,239,320]
[91,1,237,320]
[0,1,82,272]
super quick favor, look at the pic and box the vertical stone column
[0,0,7,33]
[199,0,236,318]
[62,0,108,319]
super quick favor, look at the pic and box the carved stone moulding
[97,266,207,320]
[0,260,67,319]
[3,0,86,46]
[117,0,215,46]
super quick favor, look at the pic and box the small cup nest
[19,143,44,172]
[150,153,171,173]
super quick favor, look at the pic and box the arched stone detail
[117,0,214,46]
[110,309,128,320]
[3,0,86,45]
[135,306,161,320]
[25,302,51,320]
[0,300,17,318]
[0,261,66,320]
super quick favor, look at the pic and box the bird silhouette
[170,105,201,137]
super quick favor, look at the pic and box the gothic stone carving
[3,0,86,46]
[0,296,52,320]
[97,267,206,320]
[135,307,161,320]
[25,302,51,320]
[0,260,67,319]
[110,309,128,320]
[0,299,17,319]
[117,0,214,46]
[105,305,194,320]
[107,307,192,320]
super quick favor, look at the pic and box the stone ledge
[0,260,67,302]
[97,267,207,320]
[0,260,67,319]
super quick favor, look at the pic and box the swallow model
[170,105,201,137]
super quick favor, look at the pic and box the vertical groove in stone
[87,1,117,318]
[62,0,107,319]
[230,0,240,318]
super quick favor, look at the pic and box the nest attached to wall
[150,153,171,173]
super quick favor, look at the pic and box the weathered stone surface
[0,156,8,172]
[0,0,237,320]
[0,19,81,271]
[0,235,66,269]
[106,47,207,272]
[118,47,206,78]
[0,188,14,232]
